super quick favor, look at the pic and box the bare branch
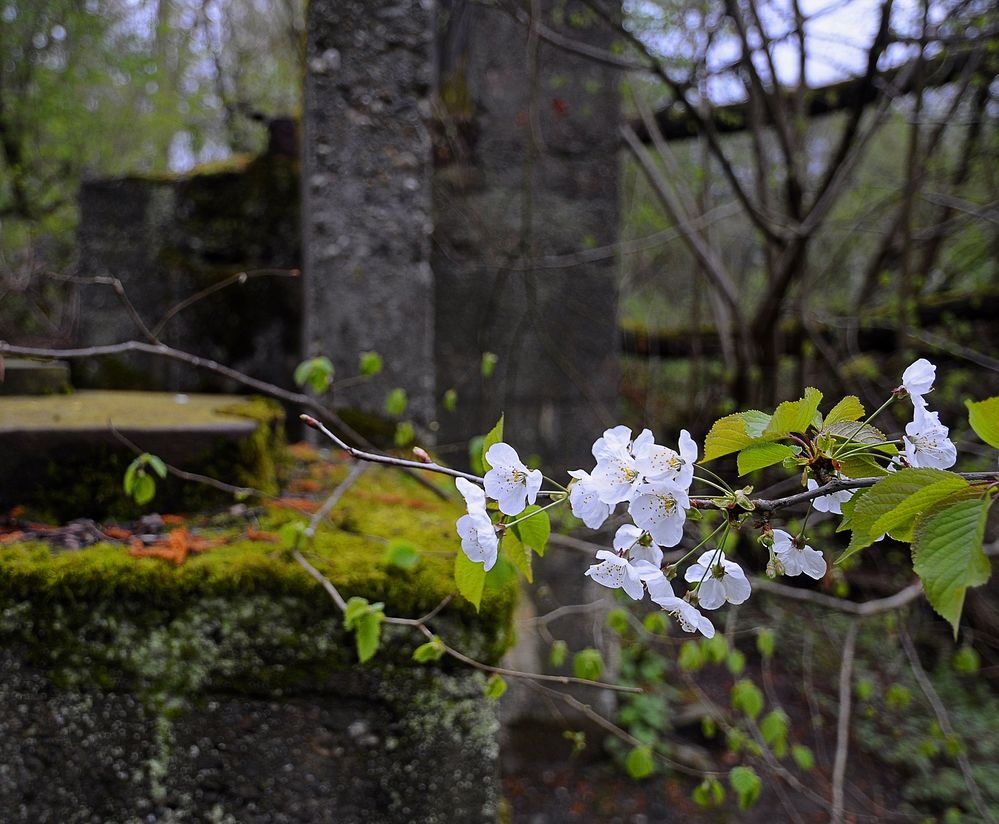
[830,619,859,824]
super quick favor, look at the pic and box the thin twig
[830,619,859,824]
[899,626,997,824]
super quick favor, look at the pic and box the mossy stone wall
[0,466,515,822]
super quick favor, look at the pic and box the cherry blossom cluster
[450,357,963,640]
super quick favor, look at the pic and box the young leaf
[511,505,551,556]
[123,460,139,495]
[384,539,421,571]
[693,777,725,807]
[824,395,865,426]
[412,635,446,662]
[454,550,486,610]
[625,746,655,780]
[737,443,797,476]
[573,648,605,681]
[502,531,533,583]
[824,420,889,446]
[869,474,970,541]
[481,351,499,377]
[839,469,967,563]
[343,596,384,663]
[763,387,823,437]
[965,397,999,449]
[759,710,789,757]
[442,387,458,412]
[912,496,993,638]
[731,679,764,719]
[358,350,383,376]
[481,414,505,469]
[394,421,415,447]
[294,356,334,393]
[549,639,568,668]
[484,673,507,700]
[704,411,768,462]
[384,387,408,416]
[146,454,168,479]
[791,744,815,771]
[729,766,762,810]
[838,454,890,479]
[133,473,156,505]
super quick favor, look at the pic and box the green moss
[0,464,517,710]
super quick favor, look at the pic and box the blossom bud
[412,447,433,463]
[766,558,785,578]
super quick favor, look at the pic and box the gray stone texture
[433,0,621,474]
[76,152,301,395]
[303,0,436,424]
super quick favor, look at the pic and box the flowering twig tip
[300,414,320,429]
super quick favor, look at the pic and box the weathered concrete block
[0,391,284,520]
[0,469,515,823]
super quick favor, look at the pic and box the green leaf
[838,454,890,479]
[384,387,408,416]
[511,505,550,556]
[481,414,505,469]
[824,420,889,447]
[606,608,630,634]
[294,356,334,393]
[454,550,486,610]
[737,443,797,475]
[502,532,533,583]
[123,460,139,495]
[839,469,968,563]
[731,679,764,720]
[742,410,771,438]
[343,596,384,663]
[824,395,865,426]
[468,436,486,476]
[573,648,605,681]
[412,636,446,662]
[678,641,704,671]
[759,710,789,757]
[442,388,458,413]
[726,650,746,676]
[870,474,970,541]
[966,397,999,449]
[358,350,383,376]
[792,744,815,771]
[912,496,993,638]
[703,412,767,462]
[756,629,775,658]
[133,472,156,505]
[549,639,568,668]
[764,387,823,437]
[146,454,168,479]
[693,777,725,807]
[484,673,507,700]
[394,421,415,447]
[729,766,762,810]
[384,539,421,571]
[481,351,498,377]
[625,746,655,779]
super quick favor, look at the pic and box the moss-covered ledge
[0,465,515,824]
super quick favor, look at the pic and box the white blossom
[903,405,957,469]
[590,440,644,505]
[772,529,827,579]
[634,429,698,490]
[901,358,936,406]
[484,442,543,515]
[683,549,752,610]
[584,551,659,601]
[614,524,663,567]
[628,480,689,547]
[567,469,613,529]
[645,574,715,637]
[590,425,635,461]
[806,478,855,515]
[455,479,498,570]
